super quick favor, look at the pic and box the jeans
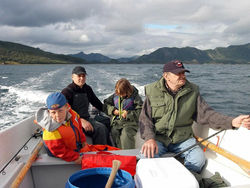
[155,137,206,173]
[138,137,206,173]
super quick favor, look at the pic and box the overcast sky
[1,0,250,58]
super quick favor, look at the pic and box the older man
[139,60,250,173]
[62,66,110,145]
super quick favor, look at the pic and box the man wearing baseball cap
[62,66,110,145]
[139,60,250,173]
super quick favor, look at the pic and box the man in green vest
[139,60,250,173]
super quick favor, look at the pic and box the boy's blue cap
[46,92,66,110]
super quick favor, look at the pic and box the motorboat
[0,116,249,188]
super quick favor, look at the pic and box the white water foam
[132,82,145,97]
[0,69,63,129]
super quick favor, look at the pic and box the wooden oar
[105,160,122,188]
[196,136,250,176]
[11,140,44,188]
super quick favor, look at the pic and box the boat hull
[0,117,249,188]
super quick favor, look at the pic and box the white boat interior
[0,116,249,188]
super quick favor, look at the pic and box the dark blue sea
[0,64,250,130]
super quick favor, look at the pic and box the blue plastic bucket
[65,167,135,188]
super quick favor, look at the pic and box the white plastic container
[135,157,199,188]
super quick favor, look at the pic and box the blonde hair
[115,78,133,97]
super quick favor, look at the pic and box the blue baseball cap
[46,92,67,110]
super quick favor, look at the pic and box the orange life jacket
[57,108,86,151]
[42,107,86,161]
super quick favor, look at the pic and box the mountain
[132,44,250,64]
[1,40,250,64]
[133,47,211,64]
[70,52,139,63]
[0,41,86,64]
[205,43,250,64]
[70,52,111,62]
[117,56,139,63]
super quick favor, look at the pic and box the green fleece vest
[145,77,199,146]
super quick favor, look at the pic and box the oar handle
[196,136,250,176]
[105,160,122,188]
[11,140,43,188]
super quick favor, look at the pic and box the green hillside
[134,47,212,64]
[0,41,86,64]
[1,40,250,64]
[205,43,250,64]
[133,44,250,64]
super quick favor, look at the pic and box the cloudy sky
[1,0,250,58]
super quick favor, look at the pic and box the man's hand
[141,139,158,158]
[232,115,250,129]
[80,118,94,132]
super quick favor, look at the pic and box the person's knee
[193,155,206,172]
[121,126,136,137]
[93,121,108,133]
[185,149,206,173]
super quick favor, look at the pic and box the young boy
[35,92,119,164]
[35,92,86,164]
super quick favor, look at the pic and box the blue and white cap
[46,92,67,110]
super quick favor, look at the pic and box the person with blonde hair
[104,78,143,149]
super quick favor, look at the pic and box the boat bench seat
[33,148,141,167]
[32,135,94,166]
[32,144,75,166]
[32,130,144,167]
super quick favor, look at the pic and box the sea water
[0,64,250,130]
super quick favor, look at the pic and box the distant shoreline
[1,62,250,65]
[1,40,250,65]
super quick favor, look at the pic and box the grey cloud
[0,0,104,27]
[225,18,250,36]
[0,0,250,58]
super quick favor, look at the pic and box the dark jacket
[139,77,234,144]
[62,82,103,119]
